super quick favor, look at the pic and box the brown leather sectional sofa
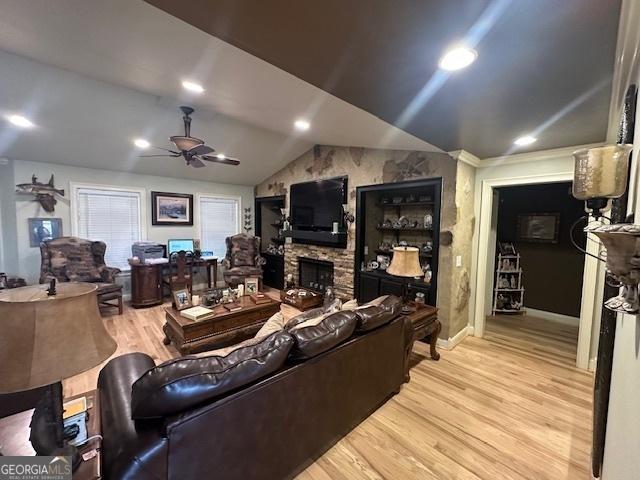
[97,296,411,480]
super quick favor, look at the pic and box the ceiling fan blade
[189,144,214,156]
[151,145,181,155]
[189,157,206,168]
[201,155,240,166]
[139,154,182,158]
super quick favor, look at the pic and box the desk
[130,258,218,308]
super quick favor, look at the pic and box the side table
[0,390,102,479]
[402,303,440,381]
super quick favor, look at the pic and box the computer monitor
[167,239,194,255]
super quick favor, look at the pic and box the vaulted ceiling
[147,0,622,158]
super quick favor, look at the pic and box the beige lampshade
[387,246,424,277]
[0,282,117,393]
[572,144,632,201]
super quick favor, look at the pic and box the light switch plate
[364,246,369,255]
[456,255,462,267]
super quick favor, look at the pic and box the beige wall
[256,145,474,340]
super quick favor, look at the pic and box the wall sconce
[572,144,637,313]
[342,203,354,226]
[572,144,633,217]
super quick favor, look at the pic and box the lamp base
[29,382,81,471]
[586,198,609,218]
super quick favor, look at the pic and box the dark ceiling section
[145,0,621,157]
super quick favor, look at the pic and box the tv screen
[290,177,347,231]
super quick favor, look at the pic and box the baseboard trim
[437,325,471,350]
[525,308,580,326]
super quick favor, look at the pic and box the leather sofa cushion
[284,307,325,331]
[287,311,358,360]
[130,331,294,419]
[353,295,403,332]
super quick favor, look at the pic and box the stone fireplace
[284,242,355,300]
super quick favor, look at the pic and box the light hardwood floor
[65,306,593,480]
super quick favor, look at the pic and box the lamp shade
[0,283,117,393]
[387,247,424,277]
[572,144,633,201]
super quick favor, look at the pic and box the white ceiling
[0,0,439,185]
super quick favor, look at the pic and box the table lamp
[0,282,117,466]
[387,246,424,278]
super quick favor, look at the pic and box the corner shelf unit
[492,253,525,315]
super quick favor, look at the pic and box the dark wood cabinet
[131,264,163,308]
[262,252,285,289]
[359,271,432,304]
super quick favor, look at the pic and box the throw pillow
[342,299,359,311]
[254,311,286,338]
[365,295,390,307]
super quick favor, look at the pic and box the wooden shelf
[374,249,432,258]
[376,227,433,232]
[377,201,434,207]
[496,288,524,292]
[497,269,521,274]
[271,237,285,244]
[494,308,526,313]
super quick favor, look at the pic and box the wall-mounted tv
[290,176,347,232]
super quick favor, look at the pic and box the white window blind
[199,196,239,258]
[75,187,142,270]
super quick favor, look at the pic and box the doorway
[473,172,602,369]
[487,182,585,362]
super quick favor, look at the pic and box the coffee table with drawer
[163,296,281,355]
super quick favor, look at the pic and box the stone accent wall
[256,145,475,340]
[284,243,355,300]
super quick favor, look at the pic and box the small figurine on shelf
[498,277,510,288]
[510,276,517,289]
[423,264,432,284]
[424,213,433,229]
[285,273,295,289]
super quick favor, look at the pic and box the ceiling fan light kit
[139,106,240,169]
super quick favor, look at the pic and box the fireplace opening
[298,257,334,292]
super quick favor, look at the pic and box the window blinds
[199,196,239,258]
[76,188,142,270]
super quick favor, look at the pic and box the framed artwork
[172,288,192,310]
[151,191,193,226]
[28,217,63,247]
[517,213,560,243]
[244,277,260,295]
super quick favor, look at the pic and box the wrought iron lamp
[342,203,355,226]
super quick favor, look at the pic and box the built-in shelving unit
[354,178,441,305]
[255,195,286,289]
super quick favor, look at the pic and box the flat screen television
[290,176,347,231]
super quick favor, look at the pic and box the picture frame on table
[244,277,260,295]
[172,288,192,311]
[151,191,194,226]
[517,213,560,243]
[28,217,63,247]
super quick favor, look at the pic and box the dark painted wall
[496,182,585,317]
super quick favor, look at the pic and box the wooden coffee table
[163,296,281,355]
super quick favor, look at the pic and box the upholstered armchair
[222,233,266,288]
[39,236,123,314]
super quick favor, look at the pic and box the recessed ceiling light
[513,135,537,147]
[216,153,226,160]
[181,80,204,94]
[438,46,477,71]
[6,114,34,128]
[294,119,310,131]
[133,138,150,149]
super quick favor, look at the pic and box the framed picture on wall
[28,217,63,247]
[151,191,193,226]
[516,213,560,243]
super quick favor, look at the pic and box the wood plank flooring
[65,304,593,479]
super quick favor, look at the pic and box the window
[72,184,145,271]
[199,195,240,258]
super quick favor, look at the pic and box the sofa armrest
[101,266,121,283]
[97,353,168,480]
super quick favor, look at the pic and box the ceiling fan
[139,106,240,168]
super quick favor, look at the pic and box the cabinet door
[380,277,405,298]
[359,274,380,303]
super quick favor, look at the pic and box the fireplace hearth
[298,257,334,293]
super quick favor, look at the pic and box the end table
[402,303,440,381]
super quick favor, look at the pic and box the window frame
[70,182,147,272]
[196,193,242,259]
